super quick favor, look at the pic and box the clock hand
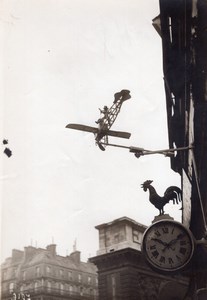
[168,233,186,247]
[162,233,186,252]
[151,238,168,246]
[162,244,175,252]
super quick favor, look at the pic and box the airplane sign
[66,89,131,151]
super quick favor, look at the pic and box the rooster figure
[141,180,182,215]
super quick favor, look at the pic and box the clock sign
[141,220,195,273]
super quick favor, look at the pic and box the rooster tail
[164,186,182,204]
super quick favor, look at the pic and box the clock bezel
[141,219,195,273]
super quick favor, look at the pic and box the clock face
[142,220,194,272]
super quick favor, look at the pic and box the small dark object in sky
[3,139,8,145]
[4,147,12,157]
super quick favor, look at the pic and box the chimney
[12,249,24,262]
[70,251,81,263]
[24,246,36,261]
[46,244,57,257]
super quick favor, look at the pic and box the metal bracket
[100,142,193,158]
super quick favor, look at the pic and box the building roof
[1,244,97,274]
[95,216,147,232]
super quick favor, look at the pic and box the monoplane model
[66,89,131,151]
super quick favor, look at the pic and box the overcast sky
[1,0,182,263]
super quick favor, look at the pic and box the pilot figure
[95,106,109,127]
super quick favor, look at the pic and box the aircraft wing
[107,129,131,139]
[66,124,131,140]
[66,124,98,134]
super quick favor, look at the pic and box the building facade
[157,0,207,294]
[90,217,190,300]
[1,244,98,300]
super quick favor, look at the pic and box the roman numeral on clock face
[150,245,156,250]
[162,227,169,234]
[159,256,165,263]
[180,247,187,255]
[168,257,174,264]
[152,250,159,258]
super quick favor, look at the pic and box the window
[9,282,14,293]
[80,286,83,296]
[46,266,51,274]
[13,268,17,277]
[78,274,82,283]
[89,288,93,295]
[22,271,26,281]
[20,285,24,292]
[3,271,7,280]
[69,285,73,294]
[133,229,140,243]
[114,233,119,243]
[60,283,64,295]
[88,276,92,285]
[68,271,72,280]
[111,275,116,299]
[94,289,98,300]
[34,281,39,291]
[47,281,51,292]
[59,269,63,277]
[95,278,98,286]
[73,285,77,293]
[36,267,40,277]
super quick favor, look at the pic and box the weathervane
[141,180,182,216]
[66,89,131,151]
[66,90,193,157]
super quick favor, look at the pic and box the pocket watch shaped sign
[141,220,195,273]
